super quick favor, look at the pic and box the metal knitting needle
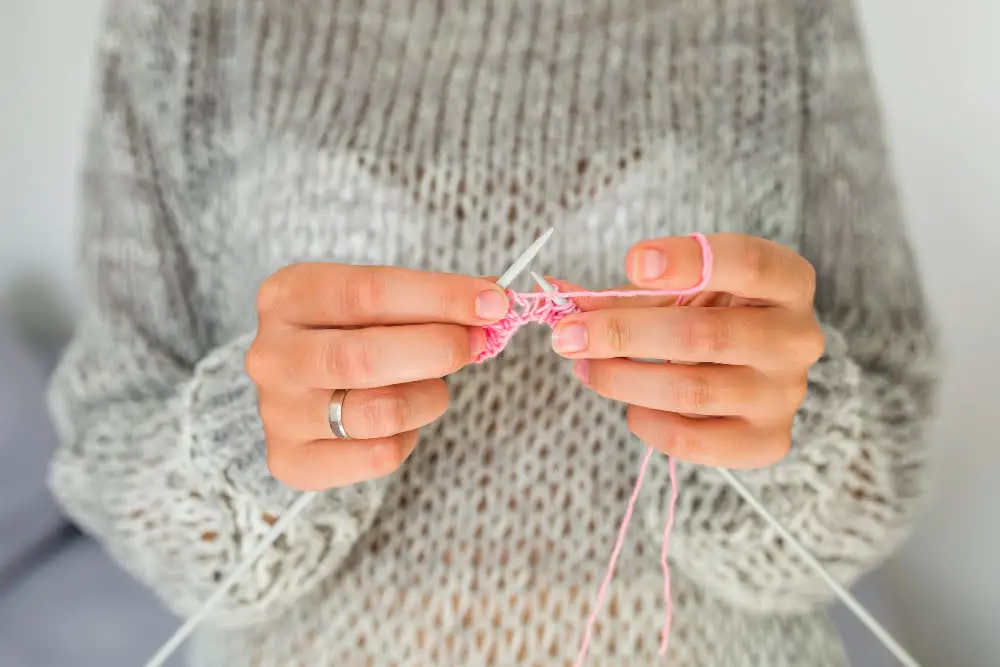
[716,468,920,667]
[498,227,556,288]
[142,490,319,667]
[143,231,557,667]
[530,272,922,667]
[530,271,569,306]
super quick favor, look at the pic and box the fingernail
[469,327,486,358]
[573,359,591,384]
[637,248,667,281]
[552,322,588,354]
[476,289,509,320]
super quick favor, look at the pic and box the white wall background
[1,0,104,342]
[855,2,1000,666]
[1,1,997,665]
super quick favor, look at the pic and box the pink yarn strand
[571,446,658,667]
[659,456,679,655]
[473,233,713,663]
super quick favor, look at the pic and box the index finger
[259,264,510,327]
[625,234,816,308]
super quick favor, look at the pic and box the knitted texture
[475,292,579,363]
[47,1,940,666]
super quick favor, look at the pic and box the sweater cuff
[180,332,299,513]
[645,317,883,613]
[752,315,864,501]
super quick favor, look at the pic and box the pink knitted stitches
[474,292,581,363]
[475,232,714,363]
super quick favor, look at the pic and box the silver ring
[327,389,352,439]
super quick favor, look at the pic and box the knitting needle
[498,227,556,288]
[530,271,569,306]
[529,272,923,667]
[141,490,319,667]
[716,468,921,667]
[142,231,557,667]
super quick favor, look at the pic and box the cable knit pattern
[47,1,939,665]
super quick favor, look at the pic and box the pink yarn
[474,233,713,664]
[474,292,580,362]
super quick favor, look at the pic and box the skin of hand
[246,264,510,491]
[548,233,826,469]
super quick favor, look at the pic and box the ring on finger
[327,388,352,439]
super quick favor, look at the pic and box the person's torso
[170,0,804,342]
[172,2,842,664]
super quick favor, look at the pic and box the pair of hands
[247,234,824,491]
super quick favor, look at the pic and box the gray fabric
[0,319,66,578]
[0,536,183,667]
[45,1,939,665]
[830,572,905,667]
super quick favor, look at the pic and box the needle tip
[497,228,558,288]
[530,270,569,305]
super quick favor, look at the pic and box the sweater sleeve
[644,0,941,613]
[46,1,386,626]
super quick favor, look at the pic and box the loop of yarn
[475,232,714,364]
[475,292,580,362]
[471,233,713,665]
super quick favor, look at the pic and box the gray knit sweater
[47,1,939,665]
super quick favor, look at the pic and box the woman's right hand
[246,264,510,491]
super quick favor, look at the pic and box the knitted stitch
[47,1,939,666]
[476,232,713,363]
[475,292,579,363]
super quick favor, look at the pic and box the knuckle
[370,434,410,477]
[787,375,810,410]
[625,406,645,438]
[257,267,291,317]
[671,374,714,412]
[341,268,388,319]
[659,426,696,459]
[429,377,452,407]
[757,381,804,423]
[360,389,410,435]
[799,261,818,302]
[785,322,825,367]
[602,315,633,354]
[626,407,694,458]
[767,431,793,464]
[244,338,272,385]
[437,285,467,319]
[438,327,471,373]
[740,240,771,286]
[324,332,375,385]
[662,426,696,459]
[256,396,282,429]
[265,445,300,488]
[680,312,732,355]
[801,325,826,364]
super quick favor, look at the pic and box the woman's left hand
[549,233,825,469]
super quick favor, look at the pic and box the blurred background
[1,1,997,665]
